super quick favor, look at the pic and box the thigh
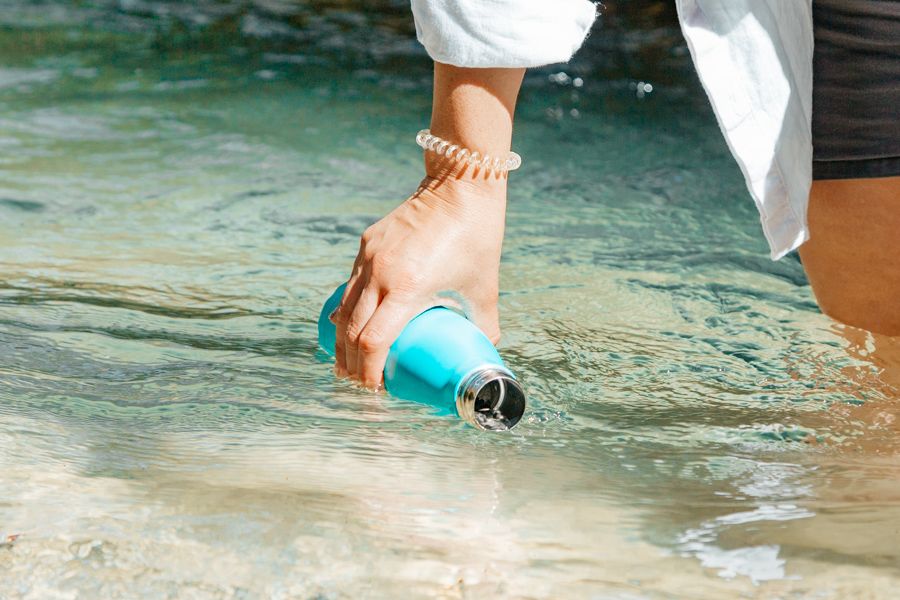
[799,177,900,336]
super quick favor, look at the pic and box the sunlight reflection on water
[0,2,898,598]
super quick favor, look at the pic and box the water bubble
[634,80,654,99]
[549,71,572,86]
[545,106,564,121]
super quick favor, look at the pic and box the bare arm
[425,64,525,187]
[332,62,525,387]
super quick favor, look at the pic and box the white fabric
[676,0,813,259]
[410,0,597,68]
[410,0,815,260]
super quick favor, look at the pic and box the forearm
[333,63,525,386]
[335,2,594,385]
[424,63,525,193]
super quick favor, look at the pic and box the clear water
[2,3,899,598]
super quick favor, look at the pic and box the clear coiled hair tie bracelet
[416,129,522,174]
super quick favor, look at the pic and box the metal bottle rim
[455,365,527,431]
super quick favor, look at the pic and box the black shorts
[812,0,900,180]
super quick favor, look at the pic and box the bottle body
[318,284,525,430]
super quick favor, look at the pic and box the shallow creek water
[1,2,899,598]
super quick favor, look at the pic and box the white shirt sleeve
[410,0,598,68]
[676,0,813,259]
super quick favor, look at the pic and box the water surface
[2,3,899,598]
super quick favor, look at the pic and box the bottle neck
[456,367,526,431]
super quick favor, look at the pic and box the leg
[799,176,900,336]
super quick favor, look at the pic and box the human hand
[331,177,507,388]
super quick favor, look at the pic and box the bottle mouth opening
[457,369,526,431]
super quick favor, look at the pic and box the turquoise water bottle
[318,284,526,431]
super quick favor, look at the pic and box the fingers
[355,294,422,389]
[333,276,364,376]
[344,286,380,379]
[337,284,500,390]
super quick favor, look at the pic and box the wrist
[418,171,506,199]
[414,174,507,219]
[423,152,509,196]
